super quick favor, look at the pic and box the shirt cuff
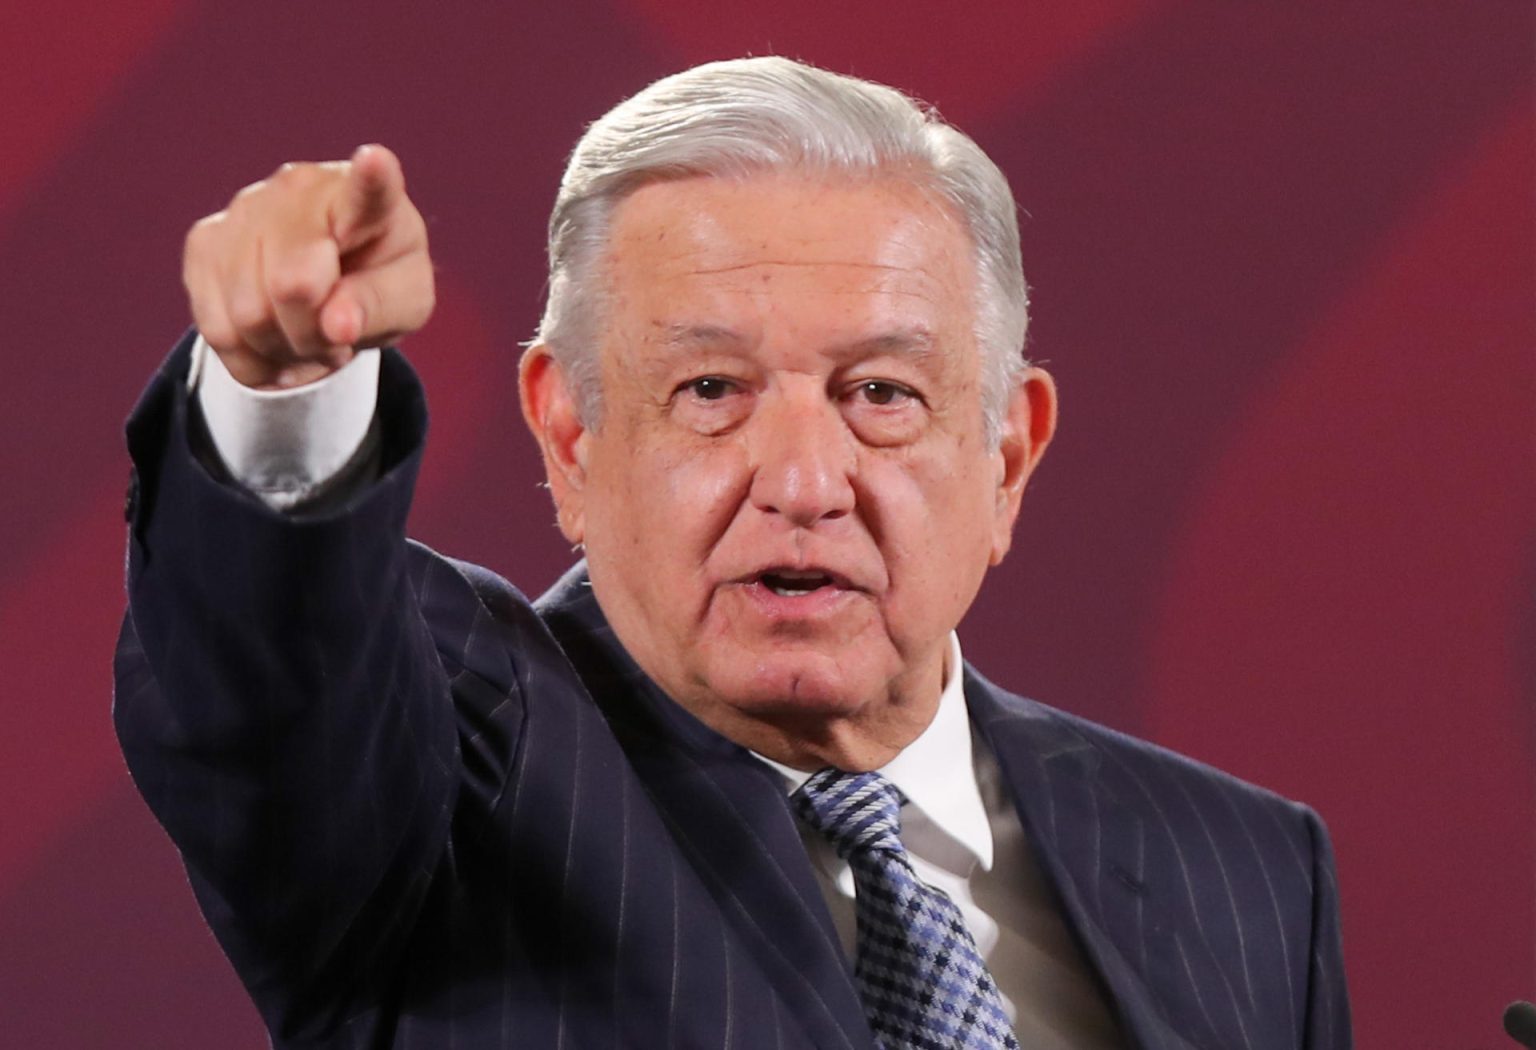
[191,335,382,511]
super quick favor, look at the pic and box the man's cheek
[665,454,752,539]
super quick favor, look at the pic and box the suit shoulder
[969,668,1319,830]
[402,542,566,687]
[403,542,528,616]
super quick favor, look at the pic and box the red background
[1,2,1531,1046]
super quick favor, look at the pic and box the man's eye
[681,377,735,401]
[853,380,915,406]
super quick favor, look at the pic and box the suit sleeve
[113,330,461,1038]
[1300,806,1352,1048]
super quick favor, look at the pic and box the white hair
[534,56,1030,445]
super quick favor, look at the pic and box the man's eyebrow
[659,323,747,349]
[843,327,938,359]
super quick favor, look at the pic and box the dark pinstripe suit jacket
[115,335,1350,1049]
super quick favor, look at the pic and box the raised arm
[114,148,460,1040]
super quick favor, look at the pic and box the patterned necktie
[792,768,1020,1050]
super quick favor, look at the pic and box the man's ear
[990,366,1057,566]
[519,343,590,546]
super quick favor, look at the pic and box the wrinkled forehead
[598,171,983,351]
[602,164,979,255]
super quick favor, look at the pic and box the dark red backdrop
[1,3,1531,1047]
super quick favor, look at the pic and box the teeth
[762,571,832,597]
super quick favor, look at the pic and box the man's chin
[706,655,884,720]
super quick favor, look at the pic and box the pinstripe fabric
[792,771,1019,1050]
[113,333,1350,1049]
[965,667,1352,1050]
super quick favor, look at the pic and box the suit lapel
[965,669,1204,1050]
[617,717,875,1050]
[533,565,1214,1050]
[538,567,874,1050]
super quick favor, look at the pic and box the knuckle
[225,290,271,334]
[200,318,237,352]
[182,267,206,306]
[270,160,314,186]
[183,213,222,258]
[188,211,225,237]
[267,262,327,307]
[231,178,268,206]
[234,161,332,210]
[190,302,236,351]
[181,253,200,293]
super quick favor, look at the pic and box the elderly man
[116,58,1349,1049]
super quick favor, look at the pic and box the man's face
[524,172,1054,768]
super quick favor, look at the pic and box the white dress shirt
[189,335,1123,1049]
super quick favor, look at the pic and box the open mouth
[759,569,838,597]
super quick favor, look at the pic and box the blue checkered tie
[792,768,1020,1050]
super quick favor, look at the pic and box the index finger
[331,143,406,249]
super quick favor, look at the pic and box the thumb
[318,253,435,348]
[318,289,366,348]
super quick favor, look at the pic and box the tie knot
[791,768,904,859]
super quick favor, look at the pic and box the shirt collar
[757,633,994,873]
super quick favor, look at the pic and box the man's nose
[747,390,856,528]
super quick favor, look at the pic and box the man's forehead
[595,173,982,377]
[607,171,973,256]
[607,177,973,293]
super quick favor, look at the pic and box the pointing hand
[182,144,434,389]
